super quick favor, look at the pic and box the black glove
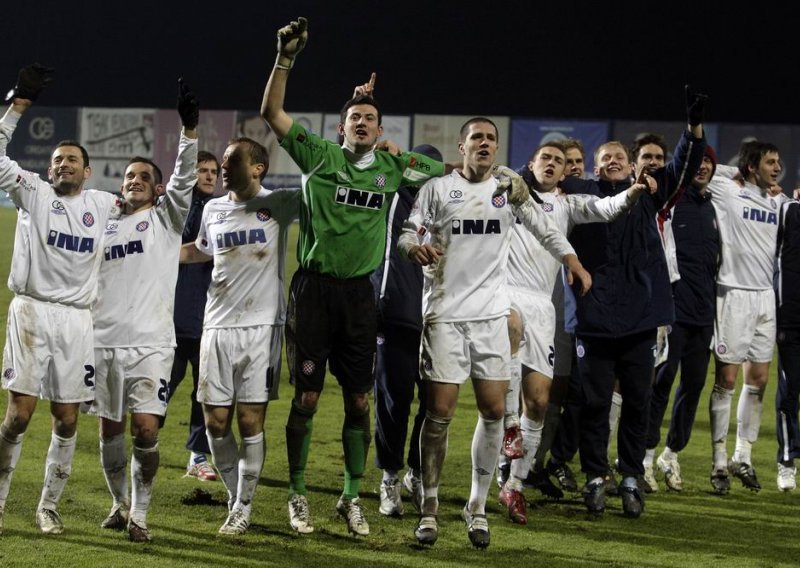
[6,63,55,103]
[177,78,199,129]
[685,84,708,127]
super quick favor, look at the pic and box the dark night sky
[2,2,795,125]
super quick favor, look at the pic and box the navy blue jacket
[371,186,423,333]
[776,200,800,329]
[563,130,705,338]
[174,186,214,338]
[672,185,719,326]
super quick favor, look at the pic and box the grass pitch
[0,206,798,567]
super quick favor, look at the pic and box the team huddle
[1,17,800,550]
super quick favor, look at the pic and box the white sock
[208,431,240,508]
[382,469,399,484]
[662,447,678,461]
[467,416,503,516]
[0,426,24,509]
[643,448,655,467]
[607,391,622,456]
[130,443,159,525]
[420,413,451,516]
[38,432,77,511]
[100,434,129,507]
[189,451,208,465]
[510,415,543,483]
[235,433,264,510]
[504,355,522,429]
[734,385,764,464]
[710,384,735,468]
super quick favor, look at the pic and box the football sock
[342,409,371,500]
[510,415,542,483]
[38,432,76,511]
[286,400,315,497]
[643,448,655,467]
[710,384,734,468]
[382,469,398,484]
[467,415,502,516]
[130,442,159,525]
[236,433,264,509]
[734,385,764,464]
[100,433,128,507]
[420,412,451,516]
[0,425,23,509]
[209,430,239,507]
[504,355,522,429]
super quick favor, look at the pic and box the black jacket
[777,200,800,329]
[563,130,705,338]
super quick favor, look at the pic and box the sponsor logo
[423,359,433,372]
[83,212,95,227]
[16,174,35,192]
[216,229,267,248]
[742,206,777,225]
[334,186,384,210]
[3,368,16,380]
[576,344,585,358]
[51,200,66,215]
[136,221,149,232]
[105,222,118,234]
[376,333,385,346]
[47,231,94,252]
[29,116,55,140]
[302,360,315,376]
[217,212,227,221]
[451,218,501,235]
[449,189,463,199]
[716,343,727,355]
[492,194,506,208]
[256,208,271,222]
[104,240,144,260]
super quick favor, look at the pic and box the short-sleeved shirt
[280,121,444,278]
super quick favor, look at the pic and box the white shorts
[89,346,174,421]
[712,287,775,364]
[509,287,555,379]
[2,295,95,403]
[199,325,282,405]
[420,317,510,384]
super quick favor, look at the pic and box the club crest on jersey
[374,174,387,189]
[15,174,35,192]
[136,221,149,232]
[335,186,384,210]
[51,200,66,215]
[451,218,501,235]
[256,208,271,222]
[83,212,95,227]
[492,194,506,208]
[541,202,554,212]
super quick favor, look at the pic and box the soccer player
[260,16,446,536]
[498,141,653,523]
[90,79,199,542]
[0,63,121,535]
[166,150,220,481]
[707,141,788,493]
[399,118,591,548]
[181,137,299,535]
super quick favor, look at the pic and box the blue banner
[6,106,79,179]
[510,119,609,174]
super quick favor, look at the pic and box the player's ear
[84,166,92,180]
[458,142,465,157]
[337,122,345,136]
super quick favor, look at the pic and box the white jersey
[197,188,299,328]
[93,133,198,347]
[507,189,632,294]
[398,170,574,323]
[708,164,788,290]
[0,110,119,308]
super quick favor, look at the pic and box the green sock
[342,424,369,500]
[286,403,314,497]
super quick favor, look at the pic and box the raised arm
[260,16,308,141]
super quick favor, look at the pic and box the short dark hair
[631,133,667,161]
[127,157,163,185]
[54,140,90,168]
[459,117,499,142]
[738,140,780,178]
[197,150,219,171]
[529,140,566,163]
[228,137,269,181]
[562,138,585,159]
[339,95,382,126]
[594,141,632,164]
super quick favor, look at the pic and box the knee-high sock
[286,401,315,497]
[607,391,623,457]
[504,355,522,429]
[100,434,128,507]
[208,431,239,508]
[234,433,265,517]
[130,443,159,525]
[533,402,561,472]
[0,425,24,509]
[509,415,543,489]
[467,416,503,516]
[734,385,764,465]
[38,432,77,511]
[419,412,451,516]
[710,385,734,468]
[342,409,371,500]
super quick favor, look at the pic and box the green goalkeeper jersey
[280,121,444,278]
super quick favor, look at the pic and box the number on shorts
[158,379,169,402]
[84,365,95,388]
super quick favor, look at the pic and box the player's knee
[423,410,452,434]
[507,310,523,352]
[53,416,78,438]
[287,398,316,430]
[344,404,370,431]
[296,390,320,412]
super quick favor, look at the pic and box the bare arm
[260,17,308,141]
[180,242,212,264]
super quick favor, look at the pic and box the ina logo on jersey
[334,186,384,210]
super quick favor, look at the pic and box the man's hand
[564,255,592,296]
[353,72,376,98]
[767,184,784,197]
[277,17,309,59]
[6,63,55,103]
[176,78,199,130]
[493,165,530,206]
[408,244,442,266]
[375,139,401,156]
[631,167,657,195]
[685,84,709,127]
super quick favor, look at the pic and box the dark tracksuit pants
[167,336,210,455]
[777,329,800,464]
